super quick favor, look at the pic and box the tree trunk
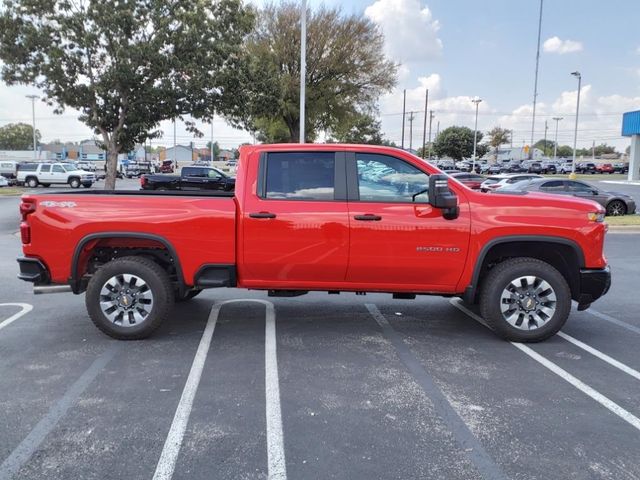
[104,145,119,190]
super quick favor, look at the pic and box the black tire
[479,257,571,342]
[175,289,202,302]
[41,183,51,188]
[85,256,174,340]
[82,183,92,188]
[26,177,39,188]
[606,200,626,216]
[69,177,81,188]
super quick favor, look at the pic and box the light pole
[570,71,581,179]
[471,98,482,171]
[26,95,39,159]
[552,117,563,160]
[530,0,544,159]
[299,0,307,143]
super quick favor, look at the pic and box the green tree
[556,145,573,158]
[487,127,511,159]
[0,122,41,150]
[594,143,616,156]
[206,141,221,161]
[328,114,391,145]
[533,139,556,156]
[244,2,397,142]
[432,126,485,161]
[0,0,254,189]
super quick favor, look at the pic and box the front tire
[479,257,571,342]
[26,177,39,188]
[69,177,81,188]
[606,200,626,216]
[85,256,174,340]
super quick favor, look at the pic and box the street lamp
[471,98,482,171]
[570,71,581,179]
[299,0,307,143]
[552,116,563,161]
[25,95,39,159]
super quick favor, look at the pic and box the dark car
[501,178,636,216]
[575,162,597,174]
[449,172,485,190]
[527,162,543,174]
[141,166,235,191]
[613,162,629,174]
[541,162,557,174]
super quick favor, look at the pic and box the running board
[34,285,73,295]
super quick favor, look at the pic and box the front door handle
[354,214,382,221]
[249,212,277,219]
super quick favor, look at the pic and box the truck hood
[482,190,604,213]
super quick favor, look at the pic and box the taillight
[20,198,36,220]
[19,198,36,244]
[140,175,147,187]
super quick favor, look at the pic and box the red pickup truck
[17,144,610,342]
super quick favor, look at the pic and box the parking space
[1,193,640,479]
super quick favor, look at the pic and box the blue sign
[622,110,640,136]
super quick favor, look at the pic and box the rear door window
[539,180,565,192]
[39,164,52,173]
[264,152,335,200]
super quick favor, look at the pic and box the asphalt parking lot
[1,182,640,480]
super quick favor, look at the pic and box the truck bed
[21,191,237,286]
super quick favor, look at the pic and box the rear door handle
[249,212,277,219]
[354,214,382,221]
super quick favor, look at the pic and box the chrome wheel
[99,274,154,327]
[499,275,557,331]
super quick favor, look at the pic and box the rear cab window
[263,152,337,200]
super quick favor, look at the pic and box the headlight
[587,212,605,222]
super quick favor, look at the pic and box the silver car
[501,178,636,216]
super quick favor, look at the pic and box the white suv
[17,162,95,188]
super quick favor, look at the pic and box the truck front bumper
[17,257,50,285]
[576,265,611,311]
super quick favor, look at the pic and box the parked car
[160,160,174,173]
[540,162,557,174]
[125,161,153,178]
[140,166,235,191]
[487,164,502,174]
[480,174,543,192]
[0,176,9,187]
[76,161,97,172]
[595,163,614,174]
[449,172,485,190]
[559,162,573,174]
[575,162,597,174]
[527,162,543,174]
[501,178,636,216]
[0,160,19,183]
[16,162,95,188]
[18,143,610,343]
[613,162,629,174]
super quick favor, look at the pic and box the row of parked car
[449,172,636,216]
[439,158,630,176]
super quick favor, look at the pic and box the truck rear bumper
[577,265,611,310]
[17,257,50,285]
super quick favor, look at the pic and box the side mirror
[428,174,459,220]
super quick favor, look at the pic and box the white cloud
[365,0,443,64]
[543,36,583,55]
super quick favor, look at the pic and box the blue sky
[1,0,638,150]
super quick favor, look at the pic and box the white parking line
[153,299,286,480]
[557,332,640,382]
[450,299,640,432]
[585,308,640,336]
[0,303,33,332]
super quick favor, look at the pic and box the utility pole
[421,89,429,158]
[471,98,482,171]
[299,0,307,143]
[210,120,214,162]
[173,119,177,168]
[408,112,415,150]
[427,110,435,159]
[436,121,440,140]
[26,95,38,159]
[530,0,544,159]
[570,71,582,179]
[592,140,595,161]
[552,117,563,160]
[401,89,406,149]
[543,120,548,157]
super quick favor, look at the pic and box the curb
[607,225,640,233]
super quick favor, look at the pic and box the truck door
[346,152,470,290]
[242,151,350,286]
[50,164,67,184]
[38,164,53,183]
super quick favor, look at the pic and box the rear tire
[479,257,571,342]
[85,256,174,340]
[26,177,39,188]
